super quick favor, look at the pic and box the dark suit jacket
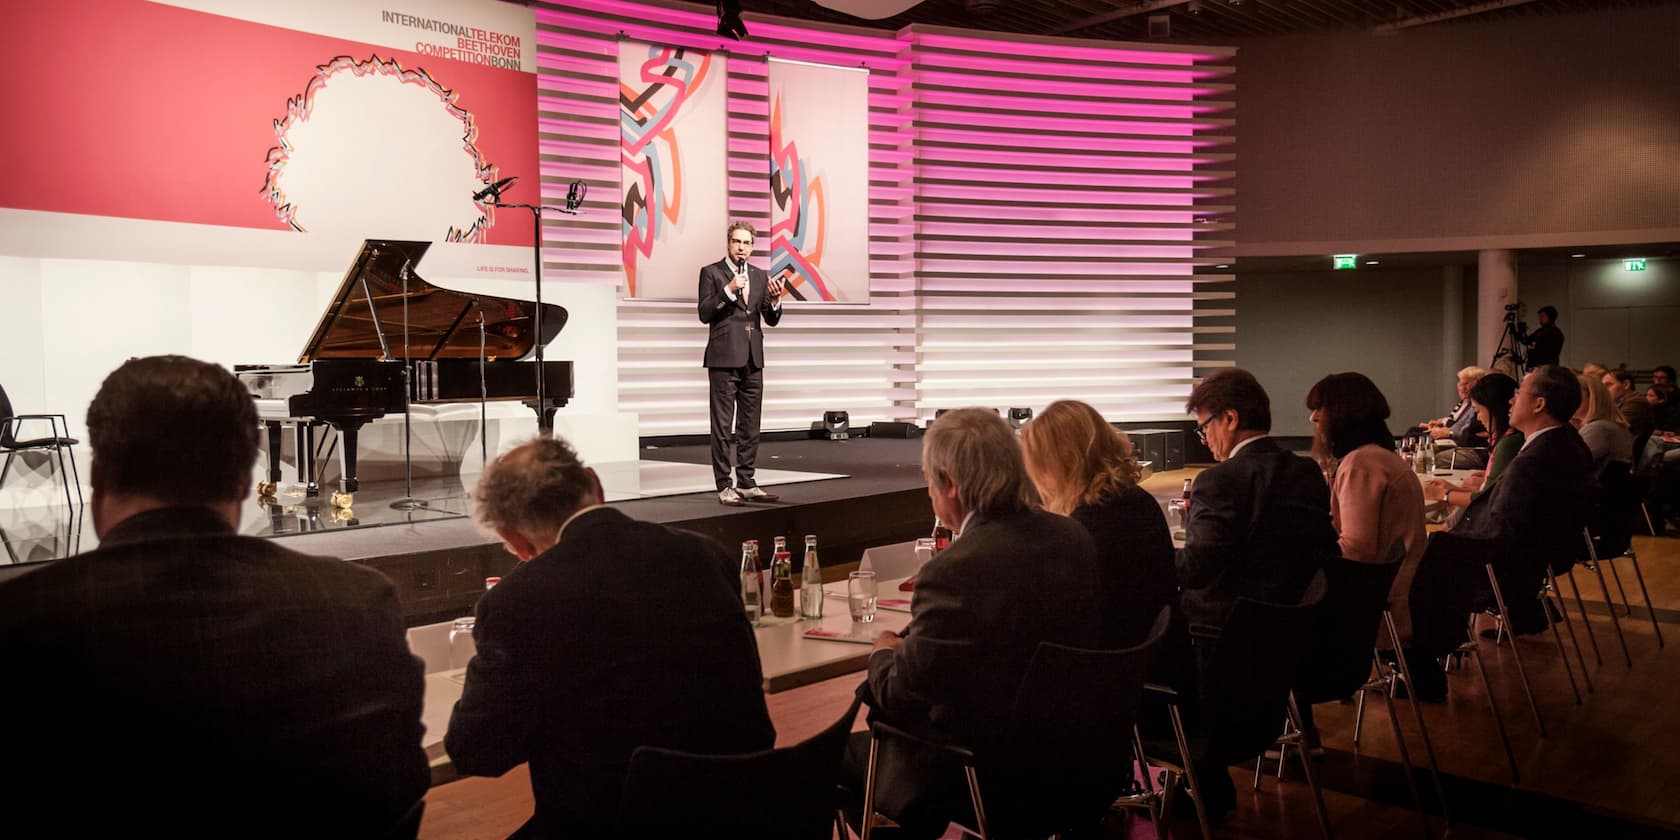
[1071,485,1179,649]
[445,507,774,837]
[1524,323,1564,368]
[866,507,1101,749]
[0,506,428,837]
[1176,436,1339,631]
[697,257,783,369]
[1454,423,1594,568]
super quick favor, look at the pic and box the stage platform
[0,438,934,625]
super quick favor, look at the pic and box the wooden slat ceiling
[739,0,1677,41]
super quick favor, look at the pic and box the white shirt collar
[954,511,977,541]
[1227,433,1269,458]
[1519,423,1562,451]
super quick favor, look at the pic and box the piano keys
[237,239,573,508]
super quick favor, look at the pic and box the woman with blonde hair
[1020,400,1176,649]
[1574,371,1632,473]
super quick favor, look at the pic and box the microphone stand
[392,258,427,511]
[484,179,584,438]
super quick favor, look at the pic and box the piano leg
[258,422,283,499]
[297,422,320,497]
[330,423,363,510]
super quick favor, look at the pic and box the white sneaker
[718,487,745,506]
[738,485,780,502]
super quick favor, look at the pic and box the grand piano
[237,239,572,508]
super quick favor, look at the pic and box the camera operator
[1524,305,1564,368]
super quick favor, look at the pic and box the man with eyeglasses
[698,221,788,506]
[1402,365,1593,701]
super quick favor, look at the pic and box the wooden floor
[419,469,1680,838]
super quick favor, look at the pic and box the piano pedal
[331,491,354,510]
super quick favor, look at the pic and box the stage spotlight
[1008,407,1034,430]
[717,0,748,40]
[822,410,851,441]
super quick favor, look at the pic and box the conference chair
[0,383,82,510]
[1261,544,1442,837]
[860,608,1170,840]
[1586,462,1663,648]
[1133,573,1333,840]
[619,695,862,838]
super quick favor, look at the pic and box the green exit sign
[1625,258,1647,271]
[1333,254,1358,270]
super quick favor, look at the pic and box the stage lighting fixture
[823,410,851,440]
[1008,407,1034,430]
[717,0,748,40]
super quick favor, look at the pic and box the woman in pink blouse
[1306,373,1428,638]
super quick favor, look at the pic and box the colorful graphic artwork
[766,58,869,303]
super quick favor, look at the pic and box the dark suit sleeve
[865,560,973,724]
[759,270,783,328]
[444,589,538,777]
[1176,468,1242,589]
[697,264,734,324]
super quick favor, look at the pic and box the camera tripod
[1490,309,1527,375]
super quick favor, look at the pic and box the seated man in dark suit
[1405,365,1594,700]
[1174,369,1339,818]
[1179,368,1340,633]
[446,436,774,838]
[0,355,428,836]
[845,408,1102,839]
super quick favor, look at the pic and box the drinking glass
[1166,498,1188,541]
[448,617,477,669]
[913,537,936,569]
[848,570,878,624]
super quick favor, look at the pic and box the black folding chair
[620,696,862,838]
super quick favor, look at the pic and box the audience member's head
[1455,365,1487,400]
[1512,365,1581,433]
[1647,385,1671,407]
[1305,372,1395,461]
[923,407,1033,527]
[1574,372,1627,430]
[86,355,259,536]
[474,436,603,561]
[1653,366,1676,388]
[1186,368,1272,461]
[1019,400,1141,516]
[1537,305,1558,326]
[1604,368,1636,399]
[1580,362,1609,379]
[1469,372,1518,441]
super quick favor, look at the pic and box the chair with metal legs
[1587,463,1665,649]
[860,609,1170,840]
[1574,528,1634,666]
[0,384,83,510]
[1259,545,1441,838]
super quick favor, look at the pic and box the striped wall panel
[535,1,1234,436]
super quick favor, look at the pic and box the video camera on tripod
[1491,301,1527,371]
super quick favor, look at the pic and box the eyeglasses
[1194,414,1217,444]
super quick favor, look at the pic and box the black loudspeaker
[1128,429,1167,473]
[868,421,922,439]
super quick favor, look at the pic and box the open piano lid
[299,239,568,364]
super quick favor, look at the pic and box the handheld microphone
[472,176,518,202]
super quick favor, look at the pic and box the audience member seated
[1574,371,1633,474]
[1404,365,1593,701]
[844,408,1101,840]
[446,436,774,838]
[1019,399,1176,650]
[1581,361,1609,379]
[1604,368,1654,443]
[1177,369,1339,819]
[1425,366,1488,468]
[1649,380,1680,433]
[1654,365,1676,390]
[0,355,429,836]
[1424,373,1521,510]
[1306,373,1426,639]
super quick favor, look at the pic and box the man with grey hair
[446,436,773,837]
[845,408,1102,839]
